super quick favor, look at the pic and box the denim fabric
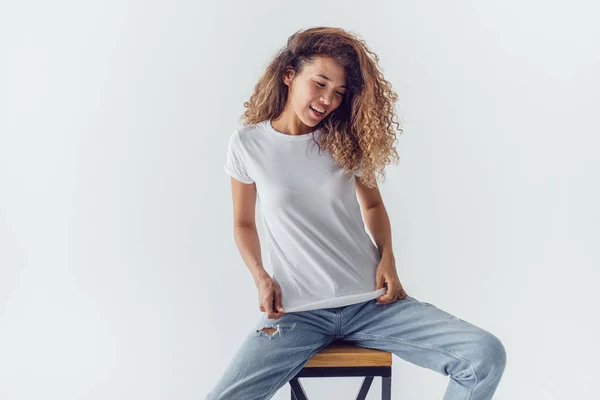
[206,295,506,399]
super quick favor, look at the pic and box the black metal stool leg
[289,378,309,400]
[355,376,374,400]
[291,365,391,399]
[382,376,391,400]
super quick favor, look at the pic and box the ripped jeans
[205,295,506,400]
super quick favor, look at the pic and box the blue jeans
[205,295,506,399]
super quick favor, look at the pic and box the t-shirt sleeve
[224,129,255,184]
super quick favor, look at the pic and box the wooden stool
[289,339,392,399]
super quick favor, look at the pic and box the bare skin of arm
[229,177,285,319]
[354,173,407,304]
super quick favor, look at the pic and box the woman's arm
[228,177,285,318]
[354,175,395,261]
[228,178,270,285]
[355,175,407,303]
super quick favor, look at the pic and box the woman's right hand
[256,275,285,319]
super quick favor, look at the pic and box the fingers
[376,287,407,305]
[269,293,284,319]
[263,292,284,320]
[376,280,391,304]
[274,289,285,314]
[265,293,274,315]
[376,293,394,304]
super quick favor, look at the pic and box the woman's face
[283,56,347,127]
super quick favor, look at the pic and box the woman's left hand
[375,255,407,305]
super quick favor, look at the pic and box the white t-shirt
[224,119,386,313]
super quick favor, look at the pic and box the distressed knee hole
[256,325,281,339]
[256,322,296,339]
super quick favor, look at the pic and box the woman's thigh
[341,296,506,383]
[206,310,336,400]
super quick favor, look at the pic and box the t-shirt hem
[283,288,386,313]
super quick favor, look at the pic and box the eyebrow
[315,74,347,89]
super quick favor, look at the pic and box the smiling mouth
[310,105,325,117]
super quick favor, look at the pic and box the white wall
[1,1,598,399]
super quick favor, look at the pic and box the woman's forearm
[233,225,270,286]
[362,204,395,262]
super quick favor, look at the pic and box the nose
[319,92,332,106]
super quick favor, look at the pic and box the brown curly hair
[240,26,403,188]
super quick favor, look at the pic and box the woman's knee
[471,332,507,377]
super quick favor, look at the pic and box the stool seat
[290,340,393,399]
[304,340,392,368]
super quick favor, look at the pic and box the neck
[271,110,317,136]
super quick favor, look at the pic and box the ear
[282,66,295,86]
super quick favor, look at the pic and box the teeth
[311,105,325,114]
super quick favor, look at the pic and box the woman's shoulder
[234,121,269,145]
[238,120,266,135]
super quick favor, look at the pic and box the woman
[208,27,506,399]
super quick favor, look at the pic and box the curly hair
[240,26,402,188]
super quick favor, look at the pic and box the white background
[1,1,598,399]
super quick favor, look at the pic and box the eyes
[315,82,345,97]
